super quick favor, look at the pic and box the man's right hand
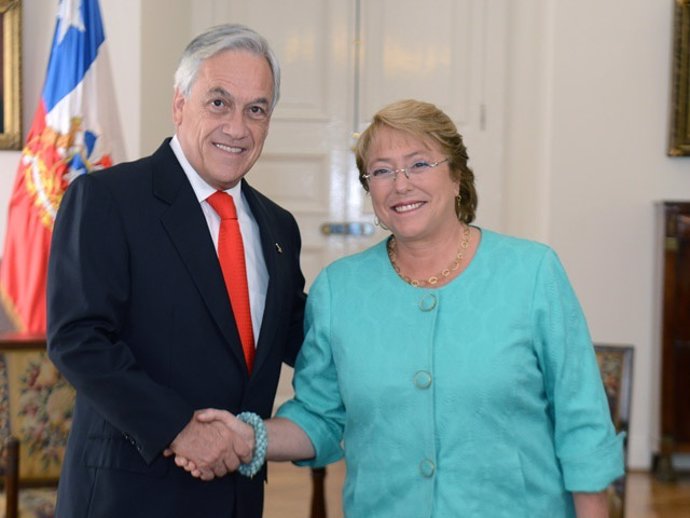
[166,410,252,481]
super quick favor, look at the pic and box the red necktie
[207,191,255,373]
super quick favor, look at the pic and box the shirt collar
[170,135,247,212]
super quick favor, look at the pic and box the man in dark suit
[46,24,306,518]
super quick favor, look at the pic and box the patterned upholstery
[0,490,57,518]
[594,344,634,518]
[0,334,75,518]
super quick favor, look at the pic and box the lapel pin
[275,243,283,254]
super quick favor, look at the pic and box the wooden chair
[309,467,327,518]
[0,333,75,518]
[594,343,634,518]
[309,344,635,518]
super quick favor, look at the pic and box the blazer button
[418,293,437,312]
[413,370,432,389]
[419,458,436,478]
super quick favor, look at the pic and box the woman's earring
[455,194,463,221]
[374,216,389,231]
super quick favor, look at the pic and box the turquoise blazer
[277,229,624,518]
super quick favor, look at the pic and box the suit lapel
[242,182,283,374]
[151,140,248,372]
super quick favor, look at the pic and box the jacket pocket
[470,451,530,518]
[82,435,169,478]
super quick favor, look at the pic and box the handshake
[164,409,259,481]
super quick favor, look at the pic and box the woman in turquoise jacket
[186,99,624,517]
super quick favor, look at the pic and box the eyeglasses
[363,158,449,183]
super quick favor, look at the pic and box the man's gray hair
[174,24,281,112]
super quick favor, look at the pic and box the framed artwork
[669,0,690,156]
[0,0,20,150]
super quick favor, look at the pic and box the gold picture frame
[669,0,690,156]
[0,0,21,150]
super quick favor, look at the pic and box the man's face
[173,49,274,190]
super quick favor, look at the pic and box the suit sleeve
[47,174,193,464]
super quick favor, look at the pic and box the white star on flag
[56,0,85,43]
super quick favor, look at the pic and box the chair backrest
[593,343,634,518]
[593,344,634,436]
[0,333,75,486]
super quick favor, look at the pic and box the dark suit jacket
[47,139,306,518]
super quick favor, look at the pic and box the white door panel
[358,0,475,125]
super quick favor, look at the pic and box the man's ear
[172,89,185,125]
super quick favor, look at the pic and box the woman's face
[365,126,460,244]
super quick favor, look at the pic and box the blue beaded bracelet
[236,412,268,478]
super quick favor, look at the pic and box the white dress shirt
[169,136,268,345]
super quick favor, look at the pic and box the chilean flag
[0,0,123,333]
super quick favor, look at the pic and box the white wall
[504,0,690,469]
[551,0,688,469]
[3,0,688,471]
[139,0,189,153]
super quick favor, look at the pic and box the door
[191,0,508,406]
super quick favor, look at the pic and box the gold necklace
[387,225,471,287]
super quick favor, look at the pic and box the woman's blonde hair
[354,99,477,223]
